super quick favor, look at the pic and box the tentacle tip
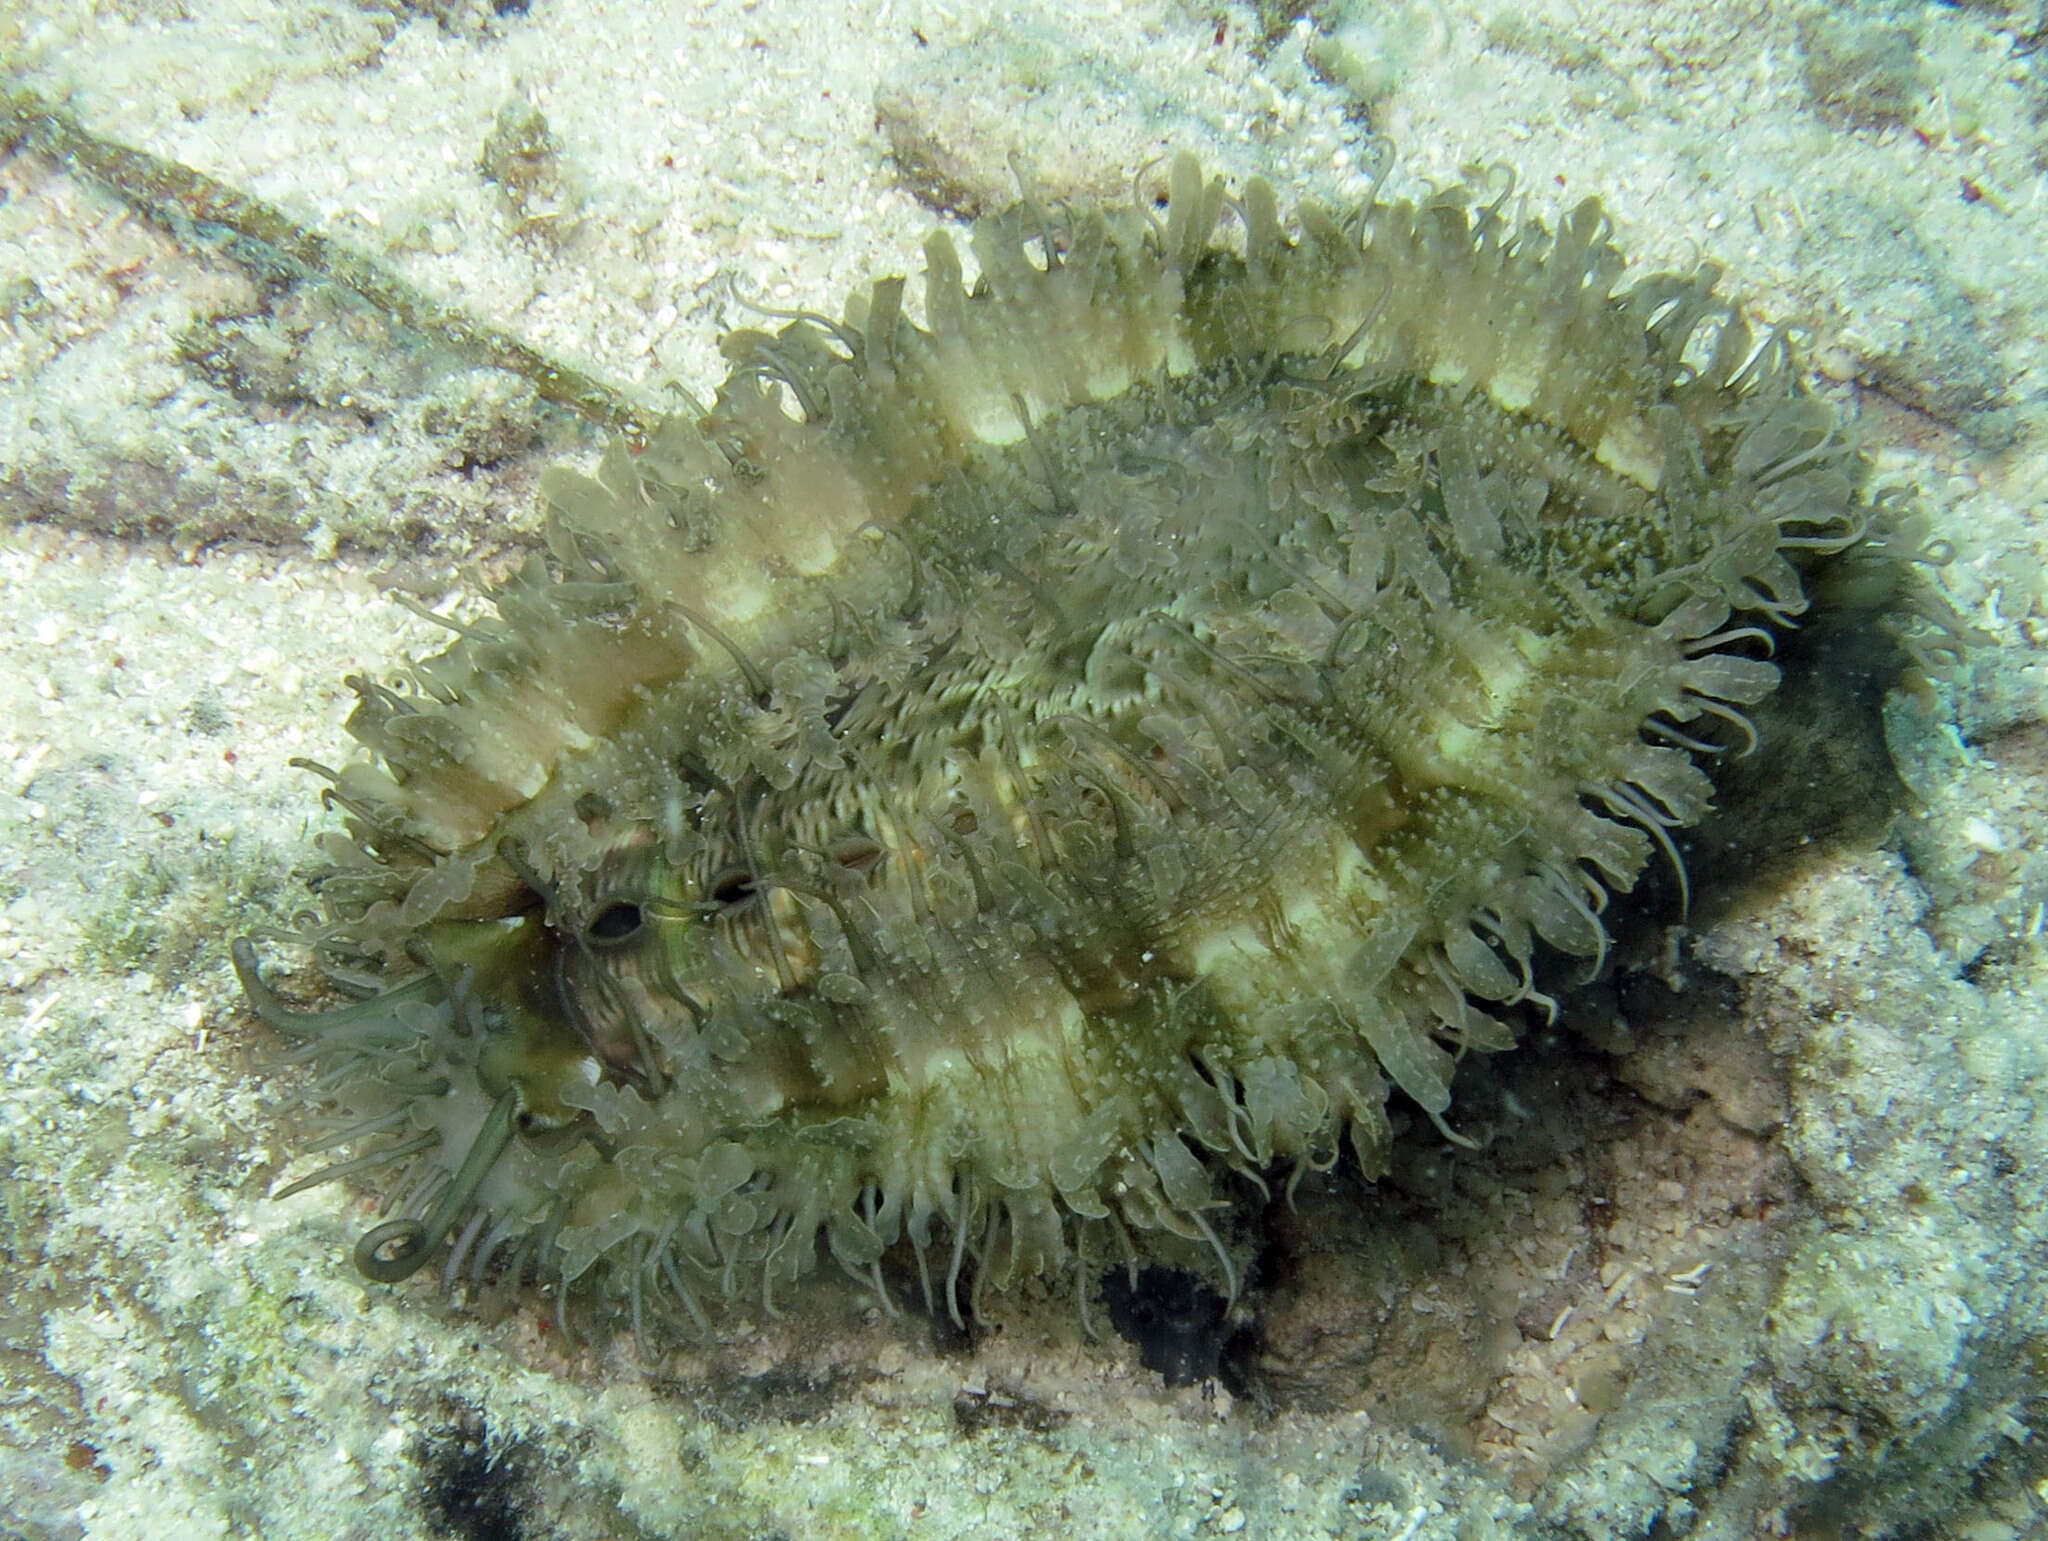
[355,1218,436,1284]
[231,937,298,1030]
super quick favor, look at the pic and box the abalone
[236,153,1934,1332]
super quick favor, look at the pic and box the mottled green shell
[239,153,1891,1329]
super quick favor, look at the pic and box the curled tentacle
[232,938,435,1039]
[353,1088,521,1284]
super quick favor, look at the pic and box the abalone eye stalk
[352,1088,520,1284]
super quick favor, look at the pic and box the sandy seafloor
[3,1,2048,1538]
